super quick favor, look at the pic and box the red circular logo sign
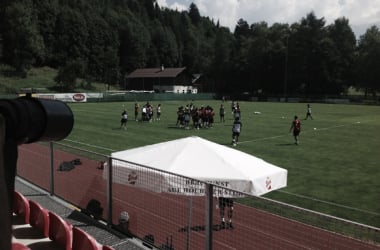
[73,93,85,102]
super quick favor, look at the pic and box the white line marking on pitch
[278,190,380,216]
[63,139,116,152]
[238,121,363,144]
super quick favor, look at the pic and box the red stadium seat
[72,226,101,250]
[28,199,49,237]
[12,242,31,250]
[48,211,72,250]
[13,191,30,224]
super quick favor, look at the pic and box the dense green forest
[0,0,379,97]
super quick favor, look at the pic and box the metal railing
[16,142,380,250]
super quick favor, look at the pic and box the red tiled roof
[127,67,186,78]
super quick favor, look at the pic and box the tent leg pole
[205,184,213,250]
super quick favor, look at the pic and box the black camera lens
[0,97,74,144]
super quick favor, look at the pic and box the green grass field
[63,100,380,228]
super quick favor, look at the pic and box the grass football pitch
[63,100,380,228]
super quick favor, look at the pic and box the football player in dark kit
[290,115,301,145]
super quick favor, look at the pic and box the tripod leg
[0,114,18,250]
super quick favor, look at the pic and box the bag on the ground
[58,161,75,171]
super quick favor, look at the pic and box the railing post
[205,183,213,250]
[186,197,193,250]
[49,141,54,196]
[107,156,113,226]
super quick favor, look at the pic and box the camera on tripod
[0,95,74,249]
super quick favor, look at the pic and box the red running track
[17,143,379,250]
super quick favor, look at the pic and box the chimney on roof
[161,64,164,71]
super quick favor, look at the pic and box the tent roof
[111,136,287,196]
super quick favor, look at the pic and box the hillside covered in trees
[0,0,379,97]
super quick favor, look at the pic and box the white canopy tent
[104,136,288,250]
[105,136,287,197]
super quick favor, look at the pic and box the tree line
[0,0,379,97]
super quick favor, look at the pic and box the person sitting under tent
[218,197,234,229]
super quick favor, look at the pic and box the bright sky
[156,0,380,37]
